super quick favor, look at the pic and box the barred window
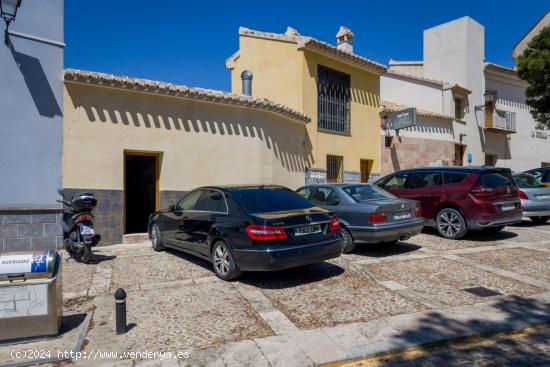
[317,65,351,134]
[326,155,344,183]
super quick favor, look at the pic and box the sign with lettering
[386,108,417,130]
[0,253,48,275]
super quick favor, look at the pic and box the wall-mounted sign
[467,153,473,164]
[386,108,417,130]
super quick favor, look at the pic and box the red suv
[375,167,522,239]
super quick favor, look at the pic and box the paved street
[1,221,549,366]
[335,325,550,367]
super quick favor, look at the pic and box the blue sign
[467,153,473,163]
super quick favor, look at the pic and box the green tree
[516,26,550,129]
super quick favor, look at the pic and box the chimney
[336,26,354,53]
[241,70,253,96]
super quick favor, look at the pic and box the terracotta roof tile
[380,100,454,122]
[64,69,311,124]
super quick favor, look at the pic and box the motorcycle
[57,189,101,263]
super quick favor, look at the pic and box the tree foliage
[516,26,550,129]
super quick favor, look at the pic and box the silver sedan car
[514,173,550,224]
[296,183,425,253]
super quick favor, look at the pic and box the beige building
[226,26,386,183]
[63,69,311,244]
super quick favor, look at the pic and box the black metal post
[4,19,10,46]
[114,288,127,334]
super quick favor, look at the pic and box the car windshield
[513,174,545,188]
[232,187,314,214]
[343,184,395,202]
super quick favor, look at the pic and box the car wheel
[150,223,165,251]
[340,227,356,254]
[435,208,467,239]
[530,216,550,225]
[211,241,242,280]
[482,225,505,234]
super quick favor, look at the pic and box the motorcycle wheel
[64,239,74,254]
[81,243,92,263]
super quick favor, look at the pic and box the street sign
[386,107,417,130]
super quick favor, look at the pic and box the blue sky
[65,0,548,91]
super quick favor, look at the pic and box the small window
[380,172,409,190]
[310,187,341,206]
[177,191,203,211]
[296,187,313,200]
[317,65,351,134]
[194,190,228,213]
[327,155,344,183]
[454,98,463,120]
[409,172,442,189]
[444,172,468,184]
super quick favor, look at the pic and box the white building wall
[486,75,550,171]
[423,16,486,166]
[381,75,443,113]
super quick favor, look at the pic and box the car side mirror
[169,204,176,212]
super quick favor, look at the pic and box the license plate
[393,212,411,220]
[295,224,321,236]
[536,194,550,200]
[500,204,515,211]
[80,224,94,235]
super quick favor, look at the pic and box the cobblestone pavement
[336,325,550,367]
[1,221,549,366]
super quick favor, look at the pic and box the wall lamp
[0,0,22,45]
[474,90,497,112]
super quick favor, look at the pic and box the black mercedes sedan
[297,183,425,253]
[147,185,343,280]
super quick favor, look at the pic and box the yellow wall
[302,51,381,174]
[230,35,381,177]
[230,36,303,112]
[63,83,312,191]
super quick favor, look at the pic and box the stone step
[122,233,149,244]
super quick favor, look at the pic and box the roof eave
[63,69,311,125]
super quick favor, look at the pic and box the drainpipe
[241,70,253,96]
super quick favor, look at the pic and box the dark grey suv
[297,183,424,253]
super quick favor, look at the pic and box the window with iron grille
[326,155,344,183]
[317,65,351,134]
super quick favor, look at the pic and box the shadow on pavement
[352,241,422,258]
[378,296,550,366]
[59,313,88,334]
[239,261,345,290]
[512,220,550,228]
[421,227,518,242]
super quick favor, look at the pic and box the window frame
[310,187,341,206]
[408,171,443,190]
[317,65,351,135]
[177,189,229,214]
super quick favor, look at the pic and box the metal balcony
[484,109,516,133]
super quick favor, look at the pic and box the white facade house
[380,16,550,174]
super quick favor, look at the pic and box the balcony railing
[485,109,516,133]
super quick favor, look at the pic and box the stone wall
[0,210,62,253]
[63,188,123,246]
[381,136,455,176]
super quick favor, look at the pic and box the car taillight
[78,213,92,222]
[518,190,528,200]
[415,206,422,218]
[469,185,494,196]
[368,212,388,223]
[329,216,341,232]
[245,224,288,241]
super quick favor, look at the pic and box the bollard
[114,288,127,334]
